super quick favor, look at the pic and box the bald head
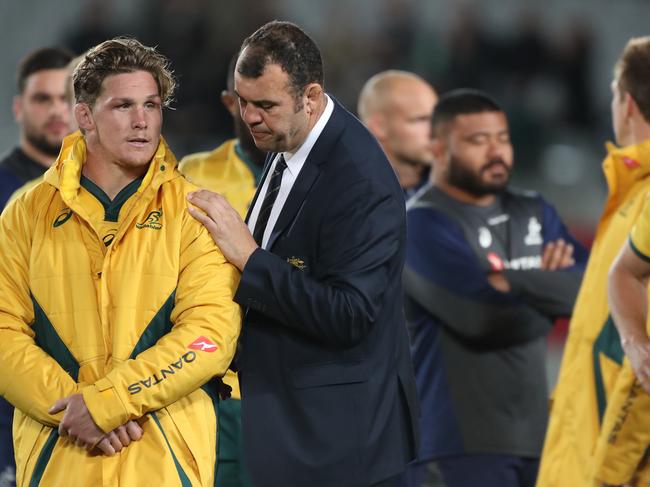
[357,70,437,190]
[358,70,436,123]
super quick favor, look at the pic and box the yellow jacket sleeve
[592,193,650,484]
[630,193,650,260]
[0,196,79,426]
[592,358,650,484]
[81,211,242,433]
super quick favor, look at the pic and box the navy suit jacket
[234,98,419,487]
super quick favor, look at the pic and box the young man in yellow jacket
[537,36,650,487]
[179,54,264,487]
[0,38,241,487]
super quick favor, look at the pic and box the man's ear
[304,83,323,115]
[625,91,639,120]
[430,137,447,166]
[12,95,23,123]
[221,90,238,117]
[75,103,94,132]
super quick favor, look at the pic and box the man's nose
[132,107,147,129]
[487,139,504,159]
[242,104,262,125]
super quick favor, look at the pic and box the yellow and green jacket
[0,131,241,486]
[180,138,259,400]
[537,140,650,487]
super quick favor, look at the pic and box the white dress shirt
[247,95,334,249]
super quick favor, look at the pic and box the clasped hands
[49,394,142,456]
[47,379,232,456]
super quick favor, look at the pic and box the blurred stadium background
[2,0,648,385]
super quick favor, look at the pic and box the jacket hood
[43,130,180,204]
[603,139,650,198]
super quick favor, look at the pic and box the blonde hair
[73,37,176,108]
[615,36,650,121]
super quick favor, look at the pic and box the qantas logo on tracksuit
[188,336,218,352]
[126,337,218,395]
[127,351,197,395]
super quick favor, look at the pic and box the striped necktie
[253,155,288,245]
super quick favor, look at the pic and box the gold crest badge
[287,256,307,271]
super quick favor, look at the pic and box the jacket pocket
[291,361,370,389]
[163,390,218,485]
[13,413,50,486]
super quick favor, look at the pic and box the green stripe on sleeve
[31,295,79,381]
[629,238,650,264]
[593,315,625,421]
[28,430,59,487]
[151,412,193,487]
[130,290,176,359]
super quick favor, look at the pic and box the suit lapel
[266,161,321,250]
[266,99,346,251]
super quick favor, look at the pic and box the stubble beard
[447,155,510,197]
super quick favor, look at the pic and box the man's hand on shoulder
[187,190,258,271]
[541,238,575,270]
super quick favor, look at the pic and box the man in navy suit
[188,20,418,487]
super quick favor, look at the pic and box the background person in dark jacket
[0,47,74,210]
[402,89,587,487]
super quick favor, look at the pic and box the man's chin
[483,181,509,194]
[119,154,156,172]
[254,140,283,153]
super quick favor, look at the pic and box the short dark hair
[237,20,323,99]
[432,89,503,134]
[615,36,650,122]
[226,53,238,92]
[73,37,176,108]
[17,47,74,93]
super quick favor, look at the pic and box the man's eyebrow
[30,91,54,98]
[111,94,161,103]
[233,90,275,106]
[465,130,490,137]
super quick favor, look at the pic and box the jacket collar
[603,138,650,199]
[44,130,179,205]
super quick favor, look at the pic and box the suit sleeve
[591,360,650,484]
[503,198,587,317]
[403,206,553,347]
[235,178,401,347]
[81,210,242,433]
[0,196,79,427]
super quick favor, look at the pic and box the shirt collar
[281,94,333,176]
